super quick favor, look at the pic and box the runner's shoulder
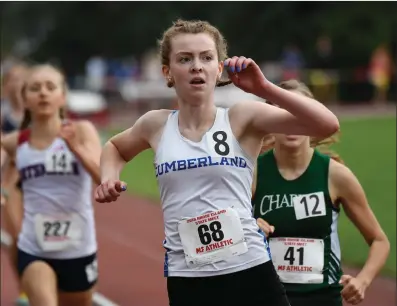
[1,130,19,155]
[139,109,173,134]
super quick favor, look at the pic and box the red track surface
[95,103,397,306]
[93,194,168,305]
[2,104,396,305]
[2,192,396,305]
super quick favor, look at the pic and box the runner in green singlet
[252,80,390,306]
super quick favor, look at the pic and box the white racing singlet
[156,108,271,277]
[16,129,97,259]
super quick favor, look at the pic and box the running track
[2,192,396,305]
[2,103,396,305]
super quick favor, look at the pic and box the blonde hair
[19,64,67,131]
[261,79,343,164]
[158,19,232,88]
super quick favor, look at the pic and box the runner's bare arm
[1,157,19,205]
[1,132,19,205]
[100,110,169,182]
[330,160,390,287]
[1,146,7,170]
[70,120,103,185]
[230,83,339,138]
[1,132,18,168]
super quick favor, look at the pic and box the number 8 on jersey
[207,130,234,158]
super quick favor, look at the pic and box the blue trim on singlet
[258,229,272,260]
[163,239,170,277]
[1,116,19,133]
[252,206,272,258]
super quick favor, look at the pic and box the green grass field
[107,116,396,276]
[332,117,396,277]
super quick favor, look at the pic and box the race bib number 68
[178,207,248,267]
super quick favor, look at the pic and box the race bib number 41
[34,213,83,252]
[178,207,248,268]
[269,237,324,284]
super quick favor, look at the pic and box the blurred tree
[313,2,397,68]
[1,1,396,77]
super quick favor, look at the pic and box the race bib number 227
[34,213,82,252]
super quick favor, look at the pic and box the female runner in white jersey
[95,19,340,306]
[1,62,30,305]
[1,64,102,306]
